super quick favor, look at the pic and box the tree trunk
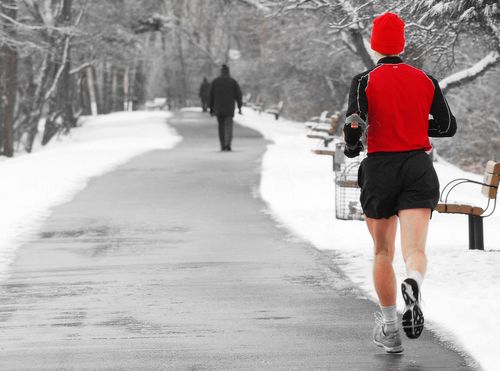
[60,0,76,130]
[2,0,18,157]
[77,70,91,115]
[95,63,105,113]
[102,62,112,113]
[86,66,98,115]
[174,0,188,106]
[176,32,188,107]
[41,0,77,146]
[25,58,52,153]
[42,59,62,146]
[41,102,60,146]
[123,66,130,111]
[133,61,146,110]
[349,29,375,70]
[4,48,17,157]
[111,67,118,111]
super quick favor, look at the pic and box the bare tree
[1,0,18,157]
[262,0,500,91]
[42,0,80,145]
[405,0,500,92]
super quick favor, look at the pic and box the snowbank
[0,111,181,280]
[236,107,499,371]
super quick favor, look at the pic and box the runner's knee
[374,242,395,261]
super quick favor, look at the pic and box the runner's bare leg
[366,215,398,306]
[399,208,430,278]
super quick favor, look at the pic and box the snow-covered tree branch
[440,51,500,93]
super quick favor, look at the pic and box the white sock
[407,270,424,288]
[380,304,398,332]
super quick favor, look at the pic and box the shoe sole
[373,339,404,353]
[401,279,424,339]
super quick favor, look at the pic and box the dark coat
[209,72,242,117]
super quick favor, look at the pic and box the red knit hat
[370,12,405,55]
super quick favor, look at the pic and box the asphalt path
[0,111,476,370]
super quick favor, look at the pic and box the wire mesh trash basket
[335,143,366,221]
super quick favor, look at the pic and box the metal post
[473,216,484,251]
[468,215,476,250]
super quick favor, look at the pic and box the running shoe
[401,278,424,339]
[373,312,403,353]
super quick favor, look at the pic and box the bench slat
[482,173,499,198]
[336,180,359,188]
[312,149,335,156]
[481,161,500,199]
[435,203,484,216]
[486,160,500,174]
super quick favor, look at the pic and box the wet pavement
[0,111,476,370]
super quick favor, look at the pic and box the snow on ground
[0,111,181,280]
[236,107,499,371]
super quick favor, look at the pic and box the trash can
[334,143,365,221]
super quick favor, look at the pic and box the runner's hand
[344,141,363,158]
[238,108,242,115]
[343,123,363,146]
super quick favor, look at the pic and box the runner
[343,12,457,353]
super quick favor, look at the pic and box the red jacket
[344,56,456,154]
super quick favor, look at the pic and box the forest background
[0,0,498,172]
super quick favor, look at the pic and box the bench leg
[473,216,484,250]
[468,215,484,250]
[468,215,476,250]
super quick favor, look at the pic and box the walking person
[343,12,457,353]
[209,64,243,151]
[199,77,211,112]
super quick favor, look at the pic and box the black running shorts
[357,150,440,219]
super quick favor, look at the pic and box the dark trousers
[217,115,233,149]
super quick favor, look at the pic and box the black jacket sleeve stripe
[344,72,369,145]
[427,74,457,137]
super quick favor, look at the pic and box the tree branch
[405,21,435,31]
[440,51,500,93]
[70,61,94,75]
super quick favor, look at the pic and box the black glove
[343,123,363,146]
[238,108,242,115]
[344,141,364,158]
[209,109,214,116]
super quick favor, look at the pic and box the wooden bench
[242,93,252,106]
[248,95,264,113]
[145,97,167,110]
[307,111,340,148]
[312,148,336,156]
[265,101,284,120]
[306,110,329,127]
[435,160,499,250]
